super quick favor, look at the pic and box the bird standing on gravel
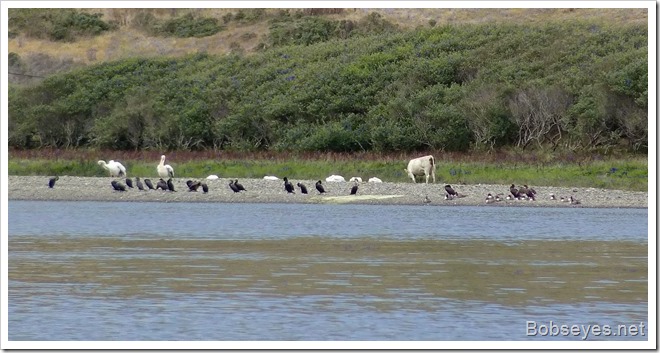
[234,179,246,191]
[350,181,359,195]
[156,178,168,190]
[283,177,295,193]
[144,178,155,190]
[98,160,126,177]
[135,177,145,191]
[201,183,209,193]
[315,180,326,194]
[187,180,202,192]
[445,184,458,199]
[111,180,126,191]
[157,155,175,179]
[125,178,134,188]
[510,184,521,199]
[297,182,308,194]
[166,178,176,192]
[229,180,240,193]
[48,176,59,188]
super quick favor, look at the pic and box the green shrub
[159,13,222,38]
[9,9,114,41]
[8,20,648,155]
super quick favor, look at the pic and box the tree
[507,86,572,150]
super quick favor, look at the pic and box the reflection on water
[8,201,649,341]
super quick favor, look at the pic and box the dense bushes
[133,12,223,38]
[267,11,398,46]
[8,21,648,154]
[9,9,114,41]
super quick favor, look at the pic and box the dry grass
[8,8,648,67]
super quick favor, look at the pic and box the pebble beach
[8,175,648,208]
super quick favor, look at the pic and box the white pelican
[263,176,279,181]
[206,175,219,180]
[325,175,345,182]
[157,155,174,179]
[368,177,383,183]
[98,160,126,177]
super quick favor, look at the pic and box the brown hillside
[7,8,647,83]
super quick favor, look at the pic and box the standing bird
[201,183,209,194]
[315,180,326,194]
[283,177,295,194]
[350,181,359,195]
[509,184,521,199]
[135,177,145,191]
[229,180,240,193]
[445,184,458,198]
[297,182,308,194]
[157,155,175,179]
[144,178,155,190]
[186,180,201,192]
[524,185,537,195]
[234,179,246,191]
[98,160,127,177]
[166,178,176,192]
[570,196,581,205]
[48,176,59,188]
[522,185,536,200]
[125,178,134,188]
[111,180,126,191]
[424,195,431,204]
[156,178,168,190]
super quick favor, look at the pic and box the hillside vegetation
[8,8,648,155]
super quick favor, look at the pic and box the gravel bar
[8,176,648,208]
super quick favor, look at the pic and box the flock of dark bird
[47,166,579,204]
[47,174,362,196]
[105,176,198,193]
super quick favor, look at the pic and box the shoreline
[8,176,648,208]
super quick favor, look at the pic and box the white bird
[157,155,175,179]
[368,177,383,183]
[263,176,279,181]
[326,175,346,182]
[98,160,126,177]
[206,175,219,180]
[349,177,363,183]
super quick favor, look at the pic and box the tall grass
[8,149,648,191]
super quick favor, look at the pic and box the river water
[8,201,648,343]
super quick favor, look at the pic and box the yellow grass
[8,8,648,66]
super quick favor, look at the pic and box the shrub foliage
[9,9,114,41]
[8,20,648,154]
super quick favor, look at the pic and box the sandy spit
[8,176,647,209]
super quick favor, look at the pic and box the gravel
[9,176,648,208]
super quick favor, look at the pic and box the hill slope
[8,8,647,81]
[7,8,649,154]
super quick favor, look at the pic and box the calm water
[8,201,648,342]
